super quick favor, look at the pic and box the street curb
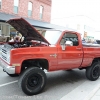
[84,83,100,100]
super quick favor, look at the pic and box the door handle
[76,48,81,50]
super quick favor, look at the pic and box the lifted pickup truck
[0,18,100,95]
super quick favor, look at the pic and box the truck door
[57,32,83,70]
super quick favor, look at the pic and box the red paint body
[10,31,100,74]
[1,18,100,74]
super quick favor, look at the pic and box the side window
[0,24,1,35]
[39,6,44,20]
[60,32,79,46]
[0,0,2,9]
[28,2,33,17]
[14,0,19,14]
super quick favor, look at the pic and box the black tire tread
[18,67,46,95]
[86,62,100,81]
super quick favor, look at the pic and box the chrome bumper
[0,59,15,74]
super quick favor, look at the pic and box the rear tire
[18,67,46,95]
[86,62,100,81]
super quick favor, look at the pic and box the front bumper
[0,59,15,74]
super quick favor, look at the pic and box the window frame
[0,0,2,9]
[39,5,44,20]
[0,24,1,30]
[13,0,19,14]
[28,2,33,17]
[60,32,79,46]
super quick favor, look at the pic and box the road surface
[0,67,100,100]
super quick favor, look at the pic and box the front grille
[1,48,8,62]
[2,49,7,54]
[1,55,7,61]
[0,44,11,63]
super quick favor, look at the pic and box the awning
[0,12,66,30]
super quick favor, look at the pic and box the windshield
[41,30,62,44]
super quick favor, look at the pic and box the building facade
[0,0,51,22]
[0,0,51,36]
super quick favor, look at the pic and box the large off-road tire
[86,62,100,81]
[6,72,19,77]
[18,67,47,95]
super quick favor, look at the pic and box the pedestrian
[9,36,14,42]
[14,31,22,42]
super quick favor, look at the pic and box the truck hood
[7,18,50,45]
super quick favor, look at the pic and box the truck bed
[82,43,100,47]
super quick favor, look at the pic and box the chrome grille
[0,44,11,64]
[1,48,8,62]
[1,55,7,61]
[2,49,7,54]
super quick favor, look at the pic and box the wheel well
[21,59,49,72]
[92,57,100,63]
[90,57,100,67]
[80,57,100,70]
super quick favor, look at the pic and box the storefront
[0,22,10,36]
[0,12,65,38]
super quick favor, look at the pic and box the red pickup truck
[0,18,100,95]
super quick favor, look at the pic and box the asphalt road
[0,67,100,100]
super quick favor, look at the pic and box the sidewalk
[84,82,100,100]
[90,87,100,100]
[60,79,100,100]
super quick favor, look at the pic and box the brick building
[0,0,51,36]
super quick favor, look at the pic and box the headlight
[7,56,10,63]
[7,51,10,63]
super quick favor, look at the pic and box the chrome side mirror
[61,41,73,50]
[65,41,73,46]
[61,44,66,50]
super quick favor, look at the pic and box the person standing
[14,31,22,42]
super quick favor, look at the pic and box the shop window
[39,6,44,20]
[28,2,32,17]
[0,24,1,36]
[0,0,2,9]
[14,0,19,14]
[0,24,10,36]
[0,24,1,30]
[10,26,17,37]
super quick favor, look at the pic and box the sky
[51,0,100,22]
[51,0,100,39]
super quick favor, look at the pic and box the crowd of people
[82,38,97,44]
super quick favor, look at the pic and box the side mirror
[65,41,73,46]
[61,41,73,51]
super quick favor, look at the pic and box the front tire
[18,67,46,95]
[86,62,100,81]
